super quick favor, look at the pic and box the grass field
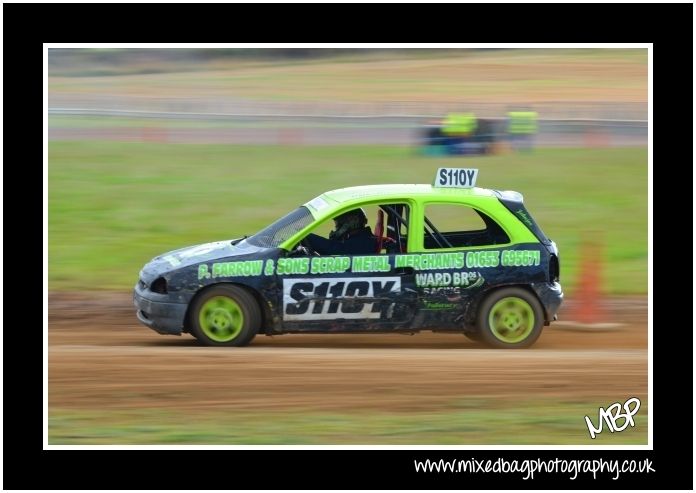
[49,49,647,103]
[48,142,648,293]
[49,398,647,445]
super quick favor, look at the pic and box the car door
[412,201,511,328]
[277,202,418,332]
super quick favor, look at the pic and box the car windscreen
[246,206,315,248]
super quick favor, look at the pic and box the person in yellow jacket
[442,112,477,155]
[507,110,538,152]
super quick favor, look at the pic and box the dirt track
[49,292,647,413]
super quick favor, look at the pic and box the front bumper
[532,281,563,325]
[133,283,188,335]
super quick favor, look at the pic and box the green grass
[48,398,648,445]
[48,142,647,293]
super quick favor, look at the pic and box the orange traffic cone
[141,126,168,143]
[566,236,608,324]
[278,128,303,145]
[584,127,610,148]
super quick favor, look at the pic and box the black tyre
[476,287,544,348]
[190,285,261,347]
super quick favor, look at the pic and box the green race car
[134,168,563,348]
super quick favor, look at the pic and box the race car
[134,168,563,348]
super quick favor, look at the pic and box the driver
[303,208,378,255]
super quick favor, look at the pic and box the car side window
[298,203,410,255]
[378,203,409,254]
[423,203,509,249]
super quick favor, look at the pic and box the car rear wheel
[476,287,543,348]
[190,285,260,346]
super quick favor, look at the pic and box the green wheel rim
[488,297,535,344]
[199,296,244,342]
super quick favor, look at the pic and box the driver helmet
[330,208,368,240]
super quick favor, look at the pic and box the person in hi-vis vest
[507,110,537,152]
[442,112,477,155]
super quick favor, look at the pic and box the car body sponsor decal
[282,277,401,321]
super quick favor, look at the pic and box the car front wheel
[476,287,543,348]
[190,285,261,346]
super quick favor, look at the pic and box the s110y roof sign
[434,168,479,188]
